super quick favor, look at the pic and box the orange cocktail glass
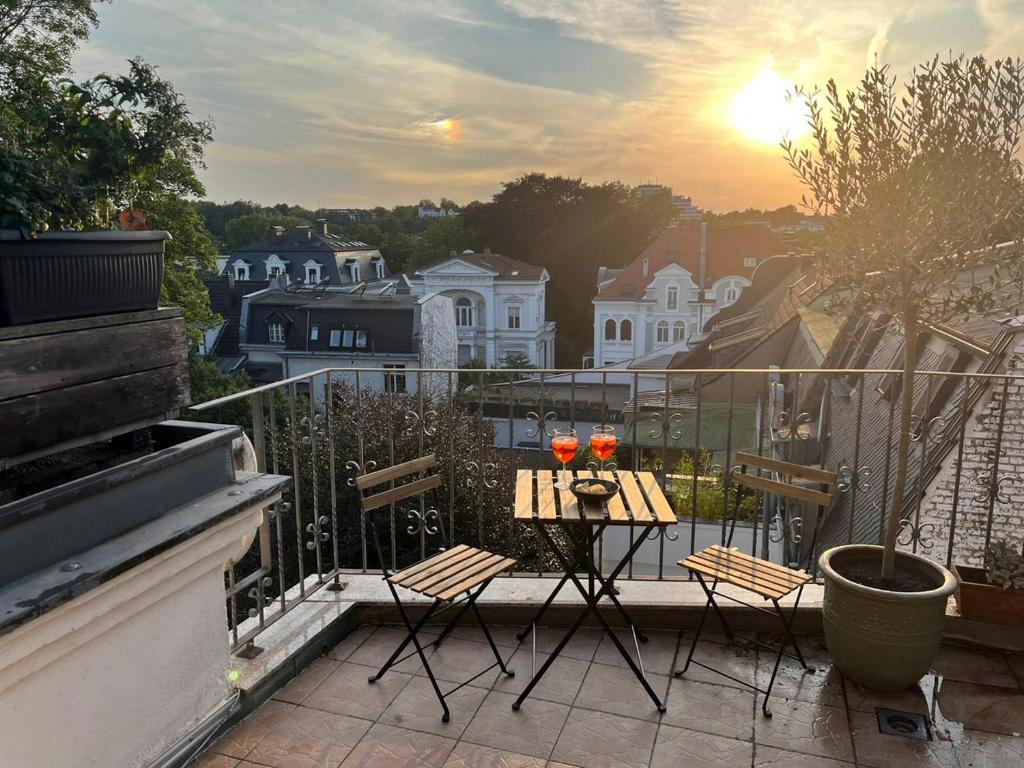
[590,425,617,468]
[551,427,578,489]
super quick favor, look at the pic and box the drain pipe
[145,692,240,768]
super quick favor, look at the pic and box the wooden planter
[953,564,1024,627]
[0,230,169,326]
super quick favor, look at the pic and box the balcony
[173,365,1024,768]
[4,366,1019,768]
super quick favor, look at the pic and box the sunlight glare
[429,117,461,142]
[730,68,808,146]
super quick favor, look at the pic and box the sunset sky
[74,1,1022,212]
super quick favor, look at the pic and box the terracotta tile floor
[196,625,1024,768]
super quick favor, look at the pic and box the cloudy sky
[73,1,1022,211]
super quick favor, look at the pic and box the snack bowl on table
[569,477,620,508]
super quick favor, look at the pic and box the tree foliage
[785,55,1024,578]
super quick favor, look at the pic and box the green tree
[223,211,308,251]
[786,55,1024,579]
[406,216,472,271]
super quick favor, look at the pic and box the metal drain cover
[876,707,930,741]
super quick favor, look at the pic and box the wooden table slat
[536,471,557,520]
[637,472,677,523]
[514,470,534,521]
[617,471,653,523]
[598,471,629,522]
[556,469,581,521]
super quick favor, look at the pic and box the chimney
[449,249,457,257]
[698,222,708,288]
[294,225,311,239]
[642,255,649,280]
[483,246,491,254]
[270,225,285,238]
[316,218,328,235]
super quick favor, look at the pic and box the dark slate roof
[224,225,389,286]
[410,251,546,280]
[204,277,266,357]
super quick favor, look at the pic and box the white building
[407,249,556,367]
[591,223,788,367]
[417,204,460,219]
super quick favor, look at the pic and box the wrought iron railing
[190,366,1024,653]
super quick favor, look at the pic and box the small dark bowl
[570,477,620,507]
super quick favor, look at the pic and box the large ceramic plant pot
[819,545,956,691]
[0,230,169,326]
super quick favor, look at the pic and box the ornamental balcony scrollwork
[246,576,274,617]
[909,414,951,445]
[897,518,934,549]
[974,471,1014,505]
[404,408,438,437]
[299,413,324,446]
[306,515,330,550]
[836,464,872,494]
[647,411,686,440]
[463,460,499,489]
[771,409,813,442]
[586,459,619,472]
[405,507,441,536]
[525,410,557,439]
[646,525,679,542]
[344,459,378,486]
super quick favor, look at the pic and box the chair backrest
[726,451,835,568]
[356,455,444,575]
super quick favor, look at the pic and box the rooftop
[412,250,547,280]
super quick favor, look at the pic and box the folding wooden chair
[356,455,516,722]
[675,451,834,717]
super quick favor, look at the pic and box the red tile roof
[596,225,789,300]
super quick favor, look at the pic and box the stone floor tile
[591,628,681,677]
[935,679,1024,736]
[955,729,1024,768]
[419,637,515,686]
[441,742,547,767]
[662,678,754,741]
[462,690,570,759]
[450,624,523,648]
[931,645,1020,689]
[849,709,958,768]
[490,647,590,705]
[550,708,658,768]
[753,696,854,762]
[339,723,455,767]
[673,637,757,689]
[193,754,239,768]
[752,745,852,766]
[650,724,754,768]
[753,639,845,709]
[208,700,296,759]
[347,626,434,674]
[574,661,670,721]
[380,675,489,737]
[327,626,376,662]
[273,656,340,705]
[528,626,604,661]
[844,674,937,716]
[304,661,412,720]
[246,707,371,768]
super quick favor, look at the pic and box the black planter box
[0,230,170,326]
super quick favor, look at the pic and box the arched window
[304,260,322,284]
[604,318,617,340]
[620,319,632,341]
[456,297,474,327]
[673,321,686,343]
[725,286,738,304]
[656,320,669,344]
[233,262,249,281]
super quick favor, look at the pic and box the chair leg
[675,588,710,677]
[469,586,514,678]
[396,596,450,722]
[369,582,438,684]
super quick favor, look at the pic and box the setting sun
[730,67,809,146]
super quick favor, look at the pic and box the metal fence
[190,366,1024,653]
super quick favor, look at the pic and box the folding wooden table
[512,469,677,712]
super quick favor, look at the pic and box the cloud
[72,0,1022,211]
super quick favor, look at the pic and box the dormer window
[265,254,288,279]
[374,259,385,279]
[349,263,360,282]
[268,322,285,344]
[233,262,250,281]
[725,286,738,304]
[303,260,322,284]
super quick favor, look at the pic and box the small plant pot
[819,545,956,691]
[952,564,1024,627]
[0,230,169,326]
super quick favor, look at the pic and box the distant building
[591,223,789,367]
[417,203,460,219]
[632,183,703,221]
[406,249,555,367]
[222,220,388,287]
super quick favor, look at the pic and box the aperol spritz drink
[589,425,617,469]
[551,427,578,489]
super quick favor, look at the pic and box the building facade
[407,250,556,367]
[591,224,788,367]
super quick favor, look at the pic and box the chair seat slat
[400,549,493,592]
[436,557,517,602]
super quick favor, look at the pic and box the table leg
[515,523,588,641]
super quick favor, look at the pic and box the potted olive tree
[1,37,212,324]
[785,55,1024,690]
